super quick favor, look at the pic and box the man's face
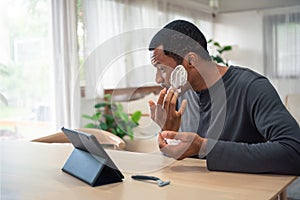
[150,46,178,89]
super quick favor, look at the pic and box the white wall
[213,10,300,101]
[214,10,264,73]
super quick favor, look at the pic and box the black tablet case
[61,127,124,186]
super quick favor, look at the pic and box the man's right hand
[158,131,206,160]
[148,88,187,131]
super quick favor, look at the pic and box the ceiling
[191,0,300,13]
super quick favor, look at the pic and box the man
[148,19,300,175]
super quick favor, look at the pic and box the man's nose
[155,73,164,84]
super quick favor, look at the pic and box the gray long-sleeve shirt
[178,66,300,175]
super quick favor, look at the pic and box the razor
[131,175,170,187]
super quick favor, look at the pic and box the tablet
[61,127,124,186]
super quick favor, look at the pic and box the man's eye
[158,66,166,72]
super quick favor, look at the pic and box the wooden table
[1,141,297,200]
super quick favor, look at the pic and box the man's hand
[158,131,207,160]
[148,88,187,131]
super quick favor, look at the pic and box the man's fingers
[169,91,178,114]
[148,100,156,120]
[174,131,195,142]
[157,88,167,105]
[177,99,187,116]
[164,89,174,111]
[160,144,186,160]
[162,131,195,142]
[159,132,200,160]
[148,100,156,110]
[158,132,167,149]
[158,133,179,157]
[160,131,177,139]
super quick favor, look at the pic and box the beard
[159,82,170,89]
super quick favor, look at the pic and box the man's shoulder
[230,66,264,79]
[228,66,267,85]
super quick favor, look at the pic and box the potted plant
[208,39,232,66]
[82,94,142,140]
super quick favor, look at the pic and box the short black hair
[149,20,211,64]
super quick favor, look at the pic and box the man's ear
[184,52,198,68]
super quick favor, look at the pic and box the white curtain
[263,8,300,78]
[51,0,80,130]
[81,0,213,99]
[263,7,300,100]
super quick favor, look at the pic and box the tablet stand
[62,148,123,187]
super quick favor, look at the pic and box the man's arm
[206,78,300,175]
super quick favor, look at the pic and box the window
[263,12,300,78]
[79,0,213,98]
[0,0,54,140]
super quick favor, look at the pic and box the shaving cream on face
[169,65,187,94]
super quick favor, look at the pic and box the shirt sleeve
[206,78,300,175]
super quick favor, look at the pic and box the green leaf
[100,122,108,130]
[128,134,134,140]
[131,111,142,123]
[126,126,134,140]
[116,126,123,133]
[213,55,224,64]
[82,113,101,121]
[129,121,138,127]
[207,39,212,43]
[104,114,114,122]
[223,46,232,51]
[111,128,117,134]
[82,114,95,120]
[103,94,112,99]
[114,109,128,122]
[84,123,97,128]
[119,112,129,121]
[87,112,101,121]
[219,46,232,54]
[91,112,101,121]
[116,120,126,130]
[213,42,221,48]
[94,102,109,108]
[116,127,126,139]
[117,103,123,111]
